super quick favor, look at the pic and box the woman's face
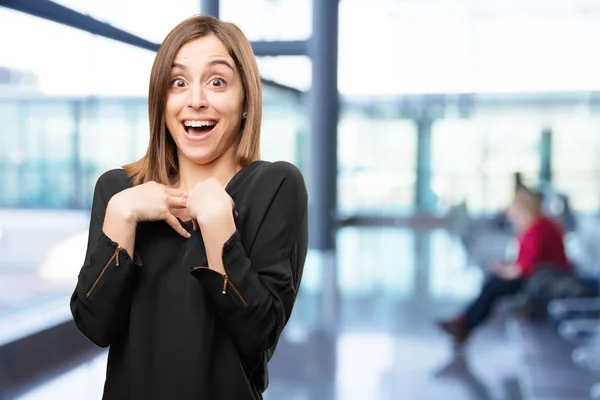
[507,200,524,229]
[165,35,244,166]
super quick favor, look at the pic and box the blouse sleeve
[187,162,308,357]
[70,170,142,348]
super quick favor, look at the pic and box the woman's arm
[187,162,308,357]
[102,195,138,260]
[70,170,142,348]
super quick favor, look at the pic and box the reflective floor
[14,227,527,400]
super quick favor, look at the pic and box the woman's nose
[188,84,208,109]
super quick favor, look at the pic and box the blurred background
[1,0,600,399]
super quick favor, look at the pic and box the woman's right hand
[107,181,191,238]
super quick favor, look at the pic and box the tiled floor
[10,227,528,400]
[0,273,72,313]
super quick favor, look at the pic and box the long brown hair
[123,15,262,185]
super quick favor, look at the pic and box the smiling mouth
[183,121,217,135]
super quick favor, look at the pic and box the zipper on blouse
[222,274,248,307]
[193,266,248,307]
[85,246,121,298]
[222,274,228,294]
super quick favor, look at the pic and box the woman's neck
[175,151,241,191]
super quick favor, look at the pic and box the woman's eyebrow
[171,62,188,70]
[206,59,234,71]
[171,59,234,72]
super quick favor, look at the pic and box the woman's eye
[210,78,226,87]
[171,79,186,88]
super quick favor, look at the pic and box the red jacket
[516,216,569,278]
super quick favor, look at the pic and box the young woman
[70,15,308,399]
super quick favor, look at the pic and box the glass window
[0,7,155,97]
[79,100,149,207]
[257,57,311,92]
[432,116,542,215]
[261,82,305,163]
[429,230,482,300]
[261,108,304,166]
[339,2,472,96]
[338,116,417,217]
[431,119,485,212]
[552,117,600,212]
[0,102,23,207]
[58,0,311,44]
[0,101,78,208]
[53,0,199,44]
[338,1,600,95]
[22,102,78,208]
[221,0,311,41]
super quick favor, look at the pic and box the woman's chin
[179,149,215,166]
[177,141,237,166]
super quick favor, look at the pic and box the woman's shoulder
[236,161,306,204]
[94,168,133,195]
[252,160,305,186]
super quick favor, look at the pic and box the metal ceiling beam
[251,40,307,57]
[0,0,308,57]
[0,0,160,51]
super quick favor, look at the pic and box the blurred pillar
[200,0,219,17]
[308,0,339,251]
[416,117,434,212]
[308,0,340,334]
[414,232,431,305]
[73,101,83,208]
[540,127,553,184]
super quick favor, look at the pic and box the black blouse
[70,160,308,399]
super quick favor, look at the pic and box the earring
[242,111,248,119]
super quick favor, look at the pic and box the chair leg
[572,345,600,371]
[558,319,600,342]
[590,382,600,400]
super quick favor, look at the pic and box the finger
[165,213,191,238]
[230,197,239,219]
[164,188,187,198]
[156,183,184,193]
[192,219,199,232]
[167,195,187,209]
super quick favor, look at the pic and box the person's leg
[439,276,524,344]
[464,276,525,331]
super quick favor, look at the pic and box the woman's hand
[186,178,235,231]
[186,178,236,274]
[107,181,190,238]
[491,263,522,280]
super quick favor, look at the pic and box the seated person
[438,187,570,344]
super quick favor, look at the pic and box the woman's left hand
[492,263,522,280]
[187,177,235,232]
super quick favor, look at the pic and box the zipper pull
[115,246,121,267]
[222,274,228,294]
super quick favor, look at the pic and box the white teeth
[184,120,216,128]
